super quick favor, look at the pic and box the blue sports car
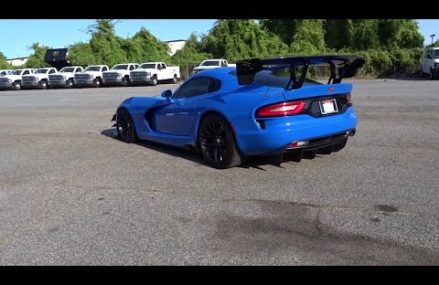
[112,55,365,169]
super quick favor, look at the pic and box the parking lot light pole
[431,34,436,45]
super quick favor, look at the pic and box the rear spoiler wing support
[236,55,365,89]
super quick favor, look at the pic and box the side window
[49,69,56,74]
[174,77,221,99]
[161,64,166,69]
[221,61,227,67]
[23,70,30,75]
[102,66,108,72]
[129,65,135,70]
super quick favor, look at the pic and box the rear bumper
[235,107,358,156]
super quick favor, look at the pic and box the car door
[153,76,219,136]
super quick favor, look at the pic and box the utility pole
[431,34,436,45]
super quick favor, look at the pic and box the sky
[0,19,438,59]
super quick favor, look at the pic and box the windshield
[11,70,22,75]
[35,68,48,74]
[201,60,220,67]
[60,67,75,73]
[85,66,101,71]
[434,49,439,58]
[1,71,10,75]
[112,65,128,70]
[139,64,156,69]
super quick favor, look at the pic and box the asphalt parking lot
[0,79,438,265]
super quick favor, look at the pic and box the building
[7,57,29,67]
[165,40,186,56]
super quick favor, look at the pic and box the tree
[88,19,127,66]
[68,42,97,66]
[260,19,297,46]
[24,43,51,68]
[201,20,290,61]
[351,20,380,50]
[126,27,171,63]
[0,52,11,69]
[290,20,327,54]
[324,20,353,50]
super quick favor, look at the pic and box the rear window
[229,66,325,88]
[35,68,48,74]
[112,65,128,70]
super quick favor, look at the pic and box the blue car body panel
[117,66,357,156]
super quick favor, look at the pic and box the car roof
[192,67,240,90]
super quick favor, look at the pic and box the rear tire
[116,108,138,143]
[198,113,242,169]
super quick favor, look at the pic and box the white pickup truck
[48,66,84,88]
[192,59,236,75]
[74,65,109,88]
[21,67,57,89]
[102,63,139,86]
[421,47,439,79]
[130,62,180,86]
[0,68,35,90]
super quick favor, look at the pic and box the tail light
[256,101,306,118]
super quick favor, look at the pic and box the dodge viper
[112,55,365,169]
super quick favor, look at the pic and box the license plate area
[319,98,338,115]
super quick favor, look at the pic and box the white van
[421,47,439,79]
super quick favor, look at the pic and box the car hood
[104,70,126,74]
[1,75,21,80]
[23,74,46,78]
[194,66,219,70]
[77,71,100,75]
[51,72,74,77]
[131,68,154,72]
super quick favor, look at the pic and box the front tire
[39,80,48,89]
[198,114,242,169]
[12,81,21,90]
[66,79,74,88]
[121,76,130,86]
[151,75,158,86]
[116,108,138,143]
[94,78,102,88]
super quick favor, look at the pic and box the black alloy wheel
[198,114,242,169]
[116,108,138,143]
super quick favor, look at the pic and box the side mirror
[161,90,173,98]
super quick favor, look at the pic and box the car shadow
[100,128,318,171]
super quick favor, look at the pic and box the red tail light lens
[256,101,306,117]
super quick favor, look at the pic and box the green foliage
[68,42,97,66]
[428,40,439,48]
[24,43,51,68]
[290,20,326,54]
[201,20,290,61]
[88,19,127,67]
[17,19,427,78]
[324,20,353,50]
[0,52,11,69]
[127,27,171,63]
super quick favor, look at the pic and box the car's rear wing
[236,55,365,89]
